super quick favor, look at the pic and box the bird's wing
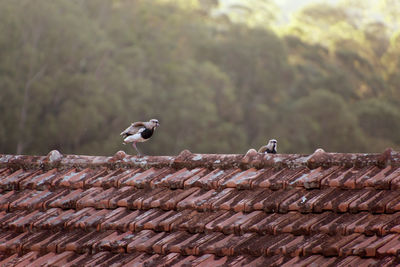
[131,122,146,127]
[120,122,145,135]
[258,146,267,153]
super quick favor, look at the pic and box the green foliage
[0,0,399,155]
[355,99,400,144]
[293,90,367,152]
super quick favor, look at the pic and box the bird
[258,139,277,154]
[120,119,160,155]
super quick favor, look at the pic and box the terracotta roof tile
[1,149,400,265]
[179,210,226,233]
[86,168,128,188]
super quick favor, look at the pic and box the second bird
[120,119,160,155]
[258,139,277,154]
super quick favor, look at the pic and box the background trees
[0,0,399,155]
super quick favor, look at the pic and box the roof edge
[0,148,398,171]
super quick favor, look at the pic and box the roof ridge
[0,147,398,171]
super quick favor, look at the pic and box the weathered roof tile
[0,149,400,265]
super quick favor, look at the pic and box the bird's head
[149,119,160,129]
[267,139,277,150]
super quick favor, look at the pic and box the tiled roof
[0,148,400,266]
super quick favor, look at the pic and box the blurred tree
[355,98,400,145]
[0,0,111,154]
[276,90,367,153]
[0,0,399,155]
[202,24,293,148]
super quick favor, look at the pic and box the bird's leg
[132,142,142,156]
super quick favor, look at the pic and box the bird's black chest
[267,144,277,154]
[141,128,154,139]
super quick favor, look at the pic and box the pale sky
[218,0,341,24]
[274,0,340,23]
[275,0,339,13]
[217,0,388,26]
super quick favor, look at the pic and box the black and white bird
[258,139,277,154]
[120,119,160,155]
